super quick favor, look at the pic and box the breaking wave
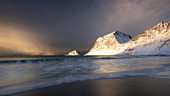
[0,56,170,95]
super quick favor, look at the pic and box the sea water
[0,56,170,95]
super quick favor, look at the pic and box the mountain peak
[86,31,132,55]
[158,21,170,25]
[113,30,120,33]
[86,22,170,55]
[149,22,170,31]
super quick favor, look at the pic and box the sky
[0,0,170,56]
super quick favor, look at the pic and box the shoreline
[11,76,170,96]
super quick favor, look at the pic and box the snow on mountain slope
[122,22,170,55]
[86,31,132,55]
[86,22,170,55]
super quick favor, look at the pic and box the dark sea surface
[0,56,170,95]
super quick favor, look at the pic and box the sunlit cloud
[0,23,54,56]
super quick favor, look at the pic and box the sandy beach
[11,76,170,96]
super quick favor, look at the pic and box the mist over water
[0,23,60,56]
[0,56,170,95]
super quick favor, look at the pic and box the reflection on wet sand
[12,77,170,96]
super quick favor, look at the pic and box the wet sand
[12,76,170,96]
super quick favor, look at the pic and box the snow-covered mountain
[122,22,170,55]
[86,22,170,55]
[66,50,80,56]
[86,31,132,55]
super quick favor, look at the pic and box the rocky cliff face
[66,50,79,56]
[86,22,170,55]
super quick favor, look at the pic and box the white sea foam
[0,56,170,95]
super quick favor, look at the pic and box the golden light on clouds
[0,23,55,56]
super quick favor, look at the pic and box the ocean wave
[0,56,170,95]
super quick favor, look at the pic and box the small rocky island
[66,50,80,56]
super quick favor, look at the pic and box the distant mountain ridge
[86,22,170,55]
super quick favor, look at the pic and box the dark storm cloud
[96,0,170,37]
[0,0,170,55]
[0,0,98,45]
